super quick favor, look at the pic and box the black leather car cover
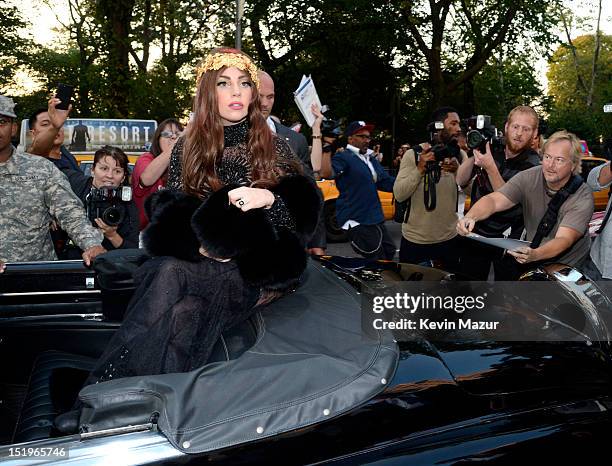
[78,260,399,453]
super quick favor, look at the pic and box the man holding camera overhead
[0,95,104,265]
[393,106,466,271]
[455,105,541,280]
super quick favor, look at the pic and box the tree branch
[587,0,602,107]
[399,4,432,63]
[448,2,520,92]
[559,6,589,96]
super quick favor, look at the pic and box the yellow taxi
[316,179,394,242]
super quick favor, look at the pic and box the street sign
[604,104,612,113]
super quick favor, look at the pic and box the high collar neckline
[224,119,249,148]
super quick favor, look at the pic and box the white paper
[293,75,322,127]
[467,233,531,251]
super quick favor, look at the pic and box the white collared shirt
[341,144,378,230]
[266,117,277,133]
[346,144,377,182]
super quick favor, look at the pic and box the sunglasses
[160,130,181,139]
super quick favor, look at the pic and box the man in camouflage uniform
[0,95,105,269]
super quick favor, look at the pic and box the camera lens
[102,207,123,226]
[466,130,484,150]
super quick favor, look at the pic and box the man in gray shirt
[457,130,593,270]
[584,161,612,280]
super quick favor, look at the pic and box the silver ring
[237,199,245,207]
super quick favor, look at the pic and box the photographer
[60,146,139,252]
[393,107,466,270]
[457,131,592,271]
[455,106,541,280]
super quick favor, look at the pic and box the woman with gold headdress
[82,48,321,384]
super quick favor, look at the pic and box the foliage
[3,0,569,151]
[474,57,546,127]
[244,0,562,146]
[0,1,34,93]
[547,34,612,145]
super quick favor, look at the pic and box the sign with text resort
[19,118,157,154]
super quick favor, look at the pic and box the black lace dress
[83,120,314,385]
[166,119,299,230]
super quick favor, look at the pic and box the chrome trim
[0,290,101,297]
[80,423,153,439]
[3,260,84,266]
[0,314,105,323]
[0,430,186,465]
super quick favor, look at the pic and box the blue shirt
[331,147,395,226]
[50,146,80,172]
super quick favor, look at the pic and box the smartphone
[55,83,74,110]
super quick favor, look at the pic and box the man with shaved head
[258,70,327,255]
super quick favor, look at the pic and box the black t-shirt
[470,145,540,238]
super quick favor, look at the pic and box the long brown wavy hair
[182,47,279,197]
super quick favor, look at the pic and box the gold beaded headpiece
[196,52,260,89]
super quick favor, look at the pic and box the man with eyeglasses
[0,95,105,268]
[456,105,541,280]
[328,121,396,260]
[457,130,593,271]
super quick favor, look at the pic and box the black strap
[531,175,584,248]
[596,202,612,234]
[394,149,421,223]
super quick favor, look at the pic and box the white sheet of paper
[467,233,531,251]
[293,75,322,127]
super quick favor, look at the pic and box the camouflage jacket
[0,146,102,262]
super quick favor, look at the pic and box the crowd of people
[0,46,611,388]
[311,103,610,283]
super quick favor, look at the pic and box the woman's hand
[228,187,275,211]
[95,218,123,247]
[311,103,324,133]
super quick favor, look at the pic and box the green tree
[394,0,561,113]
[26,0,234,119]
[474,57,545,126]
[547,34,612,145]
[244,0,562,147]
[0,1,34,93]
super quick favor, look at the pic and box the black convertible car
[0,254,611,465]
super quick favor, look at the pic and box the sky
[7,0,612,95]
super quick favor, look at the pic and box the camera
[422,120,462,162]
[86,186,132,226]
[461,115,502,152]
[428,140,461,163]
[321,118,341,138]
[319,105,341,138]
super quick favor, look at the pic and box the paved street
[325,220,402,260]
